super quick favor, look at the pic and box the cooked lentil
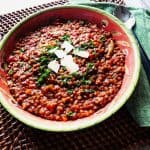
[5,20,125,121]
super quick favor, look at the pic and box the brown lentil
[5,20,125,121]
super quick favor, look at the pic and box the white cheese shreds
[61,41,74,53]
[48,60,60,73]
[60,55,79,73]
[73,49,89,58]
[54,50,66,58]
[60,55,74,66]
[66,63,79,73]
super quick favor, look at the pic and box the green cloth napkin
[69,1,150,126]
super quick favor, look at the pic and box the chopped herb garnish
[8,69,14,75]
[61,75,72,85]
[39,56,49,65]
[62,66,67,71]
[39,65,45,72]
[40,46,58,65]
[61,34,70,41]
[86,63,95,74]
[3,63,7,70]
[48,53,58,60]
[62,78,68,84]
[83,63,95,77]
[28,65,32,69]
[79,40,95,50]
[18,62,24,67]
[47,47,58,53]
[83,89,95,93]
[71,72,79,77]
[80,43,89,50]
[67,111,76,117]
[75,81,81,87]
[71,72,83,79]
[67,89,73,95]
[46,46,56,51]
[88,40,95,48]
[37,69,51,86]
[99,35,106,42]
[79,20,87,25]
[62,78,69,85]
[87,63,95,70]
[82,79,92,85]
[67,20,71,24]
[41,50,49,56]
[81,77,92,85]
[92,51,97,55]
[61,75,72,79]
[20,48,25,53]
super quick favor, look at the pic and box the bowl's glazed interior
[0,5,140,131]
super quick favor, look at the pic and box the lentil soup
[5,20,125,121]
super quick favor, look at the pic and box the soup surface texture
[5,20,125,121]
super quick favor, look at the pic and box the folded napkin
[69,1,150,126]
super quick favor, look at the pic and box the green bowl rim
[0,5,141,132]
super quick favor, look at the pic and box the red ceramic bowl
[0,5,140,132]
